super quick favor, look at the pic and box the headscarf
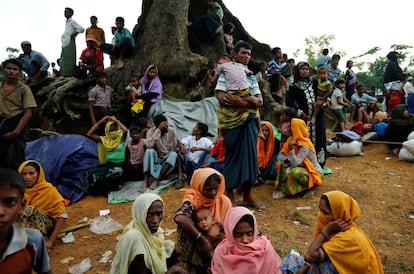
[257,121,275,168]
[280,118,321,188]
[390,104,414,126]
[211,206,281,274]
[141,64,163,103]
[313,191,384,274]
[98,121,123,164]
[110,193,174,274]
[180,168,232,223]
[18,160,66,219]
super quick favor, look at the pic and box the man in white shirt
[180,122,213,187]
[60,7,84,77]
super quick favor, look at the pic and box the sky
[1,0,413,72]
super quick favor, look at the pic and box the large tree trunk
[29,0,281,136]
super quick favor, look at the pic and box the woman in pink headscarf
[212,206,282,274]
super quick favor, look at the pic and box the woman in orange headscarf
[273,118,322,198]
[18,160,68,250]
[174,168,232,273]
[281,191,384,274]
[257,121,280,184]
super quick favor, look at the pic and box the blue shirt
[21,50,50,77]
[351,92,377,108]
[327,63,340,83]
[266,58,282,79]
[114,28,135,47]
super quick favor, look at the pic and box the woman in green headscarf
[384,104,414,153]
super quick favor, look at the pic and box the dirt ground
[48,143,414,274]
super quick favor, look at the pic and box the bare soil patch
[49,143,414,274]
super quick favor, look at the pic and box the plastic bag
[90,216,123,234]
[68,258,91,274]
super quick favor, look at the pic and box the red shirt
[80,47,104,71]
[210,140,225,160]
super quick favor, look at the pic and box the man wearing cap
[142,114,184,192]
[179,122,213,187]
[18,41,50,82]
[79,35,104,75]
[85,16,105,47]
[60,7,84,77]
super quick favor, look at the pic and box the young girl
[140,64,163,117]
[212,206,282,273]
[311,66,332,124]
[124,126,146,180]
[204,131,225,174]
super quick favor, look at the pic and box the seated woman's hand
[326,218,350,234]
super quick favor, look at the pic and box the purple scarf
[140,64,163,102]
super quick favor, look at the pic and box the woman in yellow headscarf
[86,115,128,164]
[273,118,323,198]
[18,160,68,250]
[281,191,384,274]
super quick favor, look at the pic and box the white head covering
[110,193,174,274]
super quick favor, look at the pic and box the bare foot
[139,181,148,193]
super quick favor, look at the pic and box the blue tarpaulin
[26,134,100,204]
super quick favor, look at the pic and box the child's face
[363,123,373,131]
[259,63,267,72]
[319,68,328,80]
[130,130,141,141]
[0,185,25,236]
[196,210,213,232]
[233,221,254,244]
[261,124,270,140]
[97,76,107,87]
[402,109,409,117]
[147,68,157,79]
[21,165,39,188]
[337,83,345,90]
[131,78,140,87]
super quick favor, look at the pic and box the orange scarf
[257,121,275,168]
[180,168,232,224]
[280,118,321,188]
[18,160,66,219]
[313,191,383,274]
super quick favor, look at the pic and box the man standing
[327,54,341,84]
[18,41,50,82]
[215,40,265,211]
[142,114,184,192]
[85,16,105,47]
[60,7,84,77]
[0,59,37,169]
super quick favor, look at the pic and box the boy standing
[0,167,51,273]
[331,78,355,131]
[88,71,114,133]
[85,16,105,47]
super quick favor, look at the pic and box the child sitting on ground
[194,207,225,266]
[311,66,333,124]
[203,130,225,174]
[0,167,51,273]
[213,53,265,139]
[124,126,146,180]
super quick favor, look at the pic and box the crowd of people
[0,1,410,273]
